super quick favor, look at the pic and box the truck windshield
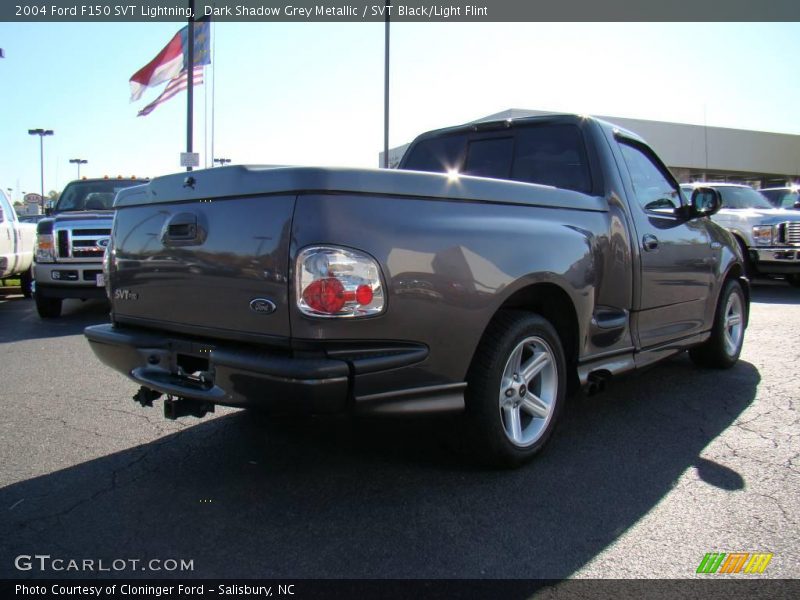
[55,180,142,212]
[716,187,774,210]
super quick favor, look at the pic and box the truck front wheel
[464,311,566,467]
[689,279,746,368]
[35,292,63,319]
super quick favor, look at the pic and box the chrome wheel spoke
[520,352,550,384]
[504,406,523,443]
[520,392,549,419]
[502,344,524,383]
[726,314,742,328]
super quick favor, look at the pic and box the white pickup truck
[0,189,35,297]
[681,183,800,287]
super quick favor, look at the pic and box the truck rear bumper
[83,324,458,416]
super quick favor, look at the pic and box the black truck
[85,114,749,466]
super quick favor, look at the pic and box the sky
[1,21,799,201]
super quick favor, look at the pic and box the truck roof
[406,113,646,146]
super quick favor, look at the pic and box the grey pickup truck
[85,114,749,466]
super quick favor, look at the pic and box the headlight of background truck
[35,234,56,263]
[752,225,774,246]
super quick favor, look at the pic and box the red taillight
[302,278,346,314]
[356,284,373,305]
[296,246,385,318]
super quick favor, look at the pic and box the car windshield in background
[716,186,774,209]
[55,180,141,212]
[761,189,800,209]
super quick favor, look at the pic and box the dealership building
[382,109,800,188]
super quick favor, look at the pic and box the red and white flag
[129,23,210,102]
[137,66,204,117]
[129,30,185,102]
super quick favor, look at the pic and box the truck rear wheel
[689,279,745,369]
[464,311,566,467]
[20,267,33,299]
[35,292,63,319]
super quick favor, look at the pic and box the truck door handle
[162,212,203,245]
[642,234,659,252]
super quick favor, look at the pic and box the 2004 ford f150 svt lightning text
[85,114,749,466]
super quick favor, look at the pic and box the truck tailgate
[111,195,294,341]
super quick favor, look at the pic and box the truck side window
[464,137,514,179]
[511,124,592,193]
[619,141,682,211]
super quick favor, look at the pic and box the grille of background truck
[55,227,111,261]
[782,222,800,246]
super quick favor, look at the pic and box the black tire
[35,292,62,319]
[20,267,33,299]
[787,274,800,288]
[464,311,566,468]
[689,279,746,369]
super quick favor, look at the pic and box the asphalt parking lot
[0,281,797,580]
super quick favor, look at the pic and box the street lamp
[69,158,88,178]
[28,128,54,210]
[213,158,231,167]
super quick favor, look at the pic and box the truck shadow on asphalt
[0,297,109,344]
[749,279,800,305]
[0,354,760,579]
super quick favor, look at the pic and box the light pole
[383,1,391,168]
[213,158,231,167]
[28,128,54,210]
[69,158,87,178]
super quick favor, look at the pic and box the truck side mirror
[690,187,721,217]
[45,207,52,217]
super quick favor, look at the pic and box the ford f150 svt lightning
[85,115,749,466]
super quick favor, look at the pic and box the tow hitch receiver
[163,396,216,420]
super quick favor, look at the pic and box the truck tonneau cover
[114,165,608,213]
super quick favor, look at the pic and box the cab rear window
[402,123,592,193]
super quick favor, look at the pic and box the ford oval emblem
[250,298,277,315]
[96,238,110,249]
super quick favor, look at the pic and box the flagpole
[204,66,208,168]
[383,1,390,168]
[186,0,195,172]
[211,13,216,167]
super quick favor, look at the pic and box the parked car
[759,186,800,210]
[86,115,749,466]
[33,177,145,318]
[0,188,35,297]
[680,183,800,286]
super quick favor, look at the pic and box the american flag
[137,66,204,117]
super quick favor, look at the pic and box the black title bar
[4,0,800,22]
